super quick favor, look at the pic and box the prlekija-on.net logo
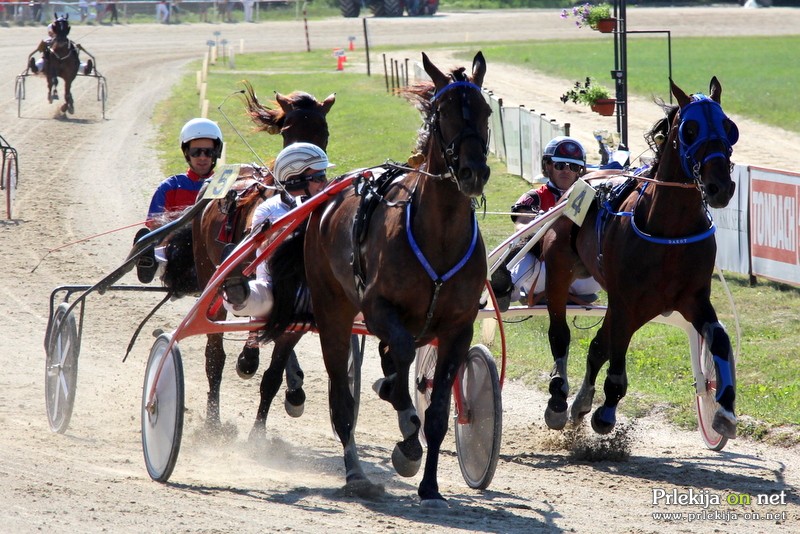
[650,488,792,523]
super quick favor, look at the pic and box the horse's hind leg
[545,309,571,430]
[204,332,226,429]
[236,330,260,379]
[248,333,302,441]
[321,326,380,495]
[702,320,737,438]
[544,253,577,430]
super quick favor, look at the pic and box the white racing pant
[510,253,602,303]
[223,280,274,318]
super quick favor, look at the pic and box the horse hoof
[284,388,305,418]
[420,498,449,509]
[236,346,259,379]
[341,479,386,500]
[712,408,737,439]
[392,443,422,477]
[591,407,616,435]
[247,423,267,443]
[544,406,568,430]
[371,375,394,401]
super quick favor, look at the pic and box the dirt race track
[1,7,799,533]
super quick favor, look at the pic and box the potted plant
[560,77,616,116]
[560,2,615,33]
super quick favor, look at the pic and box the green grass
[457,37,800,134]
[155,48,800,446]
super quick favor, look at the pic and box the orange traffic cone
[336,55,345,71]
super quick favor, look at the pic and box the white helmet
[273,142,334,190]
[543,136,586,166]
[179,118,223,158]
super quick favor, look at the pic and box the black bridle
[428,81,489,182]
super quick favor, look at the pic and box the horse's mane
[400,66,473,157]
[241,81,322,135]
[642,100,679,178]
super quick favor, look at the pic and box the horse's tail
[161,225,199,297]
[258,225,311,343]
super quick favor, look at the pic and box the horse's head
[52,14,71,41]
[275,91,335,150]
[242,82,335,150]
[422,51,492,198]
[670,77,738,208]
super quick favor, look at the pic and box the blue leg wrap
[713,354,733,402]
[598,405,617,425]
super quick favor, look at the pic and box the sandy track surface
[1,8,798,533]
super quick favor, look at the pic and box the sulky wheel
[141,333,184,482]
[695,336,734,451]
[412,343,450,446]
[4,149,18,220]
[454,344,502,490]
[45,302,81,434]
[329,334,363,436]
[98,77,107,119]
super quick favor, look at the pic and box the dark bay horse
[42,14,80,114]
[542,77,739,440]
[186,85,335,430]
[262,52,491,506]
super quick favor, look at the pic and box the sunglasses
[551,161,582,172]
[285,170,327,191]
[188,147,215,158]
[307,170,327,183]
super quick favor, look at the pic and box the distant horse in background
[542,77,739,440]
[42,14,80,114]
[262,52,491,506]
[185,83,336,430]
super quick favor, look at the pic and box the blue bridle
[428,81,489,181]
[678,94,739,179]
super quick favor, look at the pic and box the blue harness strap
[405,201,479,284]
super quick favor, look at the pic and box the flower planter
[591,98,616,116]
[594,17,616,33]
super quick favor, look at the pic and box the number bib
[202,164,241,199]
[564,178,595,226]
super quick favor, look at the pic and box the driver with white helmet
[135,117,223,283]
[222,142,333,317]
[147,118,223,226]
[496,136,602,307]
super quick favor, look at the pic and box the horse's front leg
[701,320,737,438]
[586,320,633,434]
[417,326,472,508]
[368,304,422,479]
[48,76,58,103]
[61,79,73,114]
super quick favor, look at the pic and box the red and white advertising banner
[749,166,800,285]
